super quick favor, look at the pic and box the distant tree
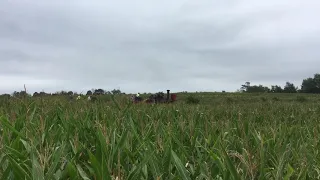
[94,89,105,95]
[58,91,68,95]
[240,82,251,92]
[301,73,320,93]
[241,82,269,93]
[263,86,271,93]
[67,91,73,96]
[111,89,122,95]
[40,91,49,96]
[12,91,19,97]
[315,73,320,89]
[21,91,27,97]
[12,90,28,98]
[0,94,10,99]
[249,85,270,93]
[270,85,283,93]
[283,82,297,93]
[86,90,93,96]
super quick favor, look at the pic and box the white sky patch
[0,75,65,94]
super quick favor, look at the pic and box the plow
[131,90,177,104]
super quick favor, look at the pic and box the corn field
[0,93,320,179]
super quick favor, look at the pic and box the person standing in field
[134,93,142,103]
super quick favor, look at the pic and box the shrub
[186,95,200,104]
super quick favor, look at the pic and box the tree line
[0,88,124,98]
[240,73,320,93]
[1,73,320,98]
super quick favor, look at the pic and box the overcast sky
[1,0,320,94]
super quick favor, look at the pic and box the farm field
[0,92,320,179]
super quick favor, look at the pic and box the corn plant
[0,94,320,179]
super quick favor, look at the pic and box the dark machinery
[132,90,177,104]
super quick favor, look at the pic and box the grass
[0,92,320,179]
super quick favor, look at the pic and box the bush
[186,95,200,104]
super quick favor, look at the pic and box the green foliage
[241,82,270,93]
[260,96,267,102]
[239,71,320,94]
[272,97,280,101]
[283,82,298,93]
[271,85,283,93]
[111,89,122,95]
[0,93,320,179]
[185,95,200,104]
[301,73,320,93]
[241,81,298,94]
[86,90,92,96]
[226,97,235,104]
[296,95,308,102]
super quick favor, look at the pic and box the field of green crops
[1,93,320,179]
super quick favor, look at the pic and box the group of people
[130,93,144,103]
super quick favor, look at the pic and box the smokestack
[166,90,170,101]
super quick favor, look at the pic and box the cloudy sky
[1,0,320,94]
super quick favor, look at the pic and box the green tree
[271,85,283,93]
[240,82,250,92]
[248,85,270,93]
[67,91,74,96]
[111,89,122,95]
[283,82,297,93]
[40,91,49,96]
[86,90,93,96]
[12,90,28,97]
[241,82,269,93]
[301,73,320,93]
[59,91,68,95]
[94,89,105,95]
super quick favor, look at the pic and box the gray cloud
[1,0,320,94]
